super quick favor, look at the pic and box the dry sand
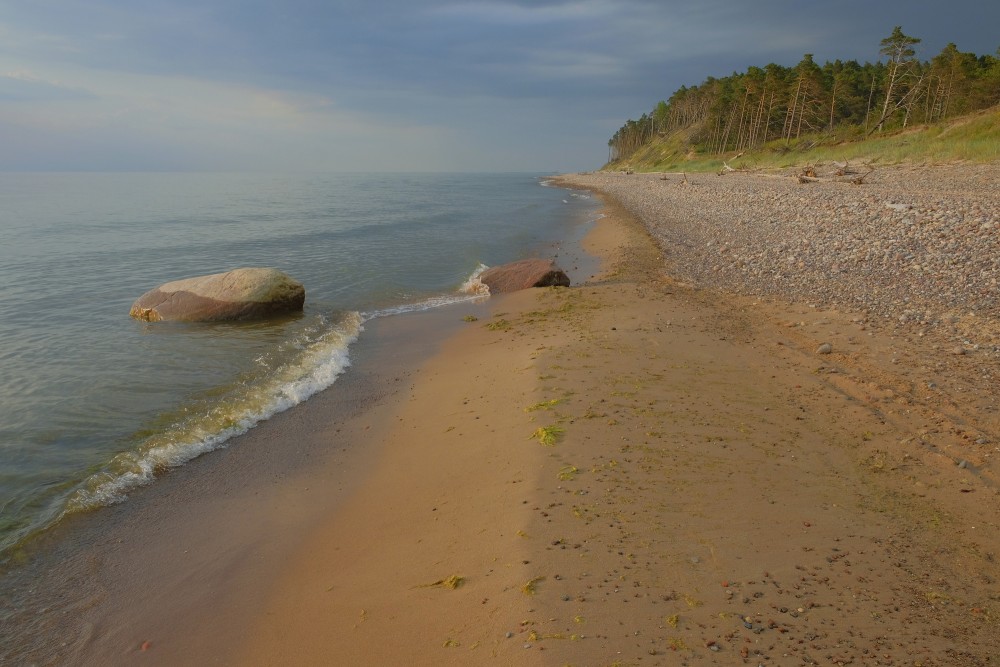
[236,183,1000,666]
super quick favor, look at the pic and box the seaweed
[415,574,465,590]
[531,425,565,446]
[557,465,579,481]
[524,398,566,412]
[522,576,545,595]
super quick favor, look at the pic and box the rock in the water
[479,259,570,294]
[130,268,305,322]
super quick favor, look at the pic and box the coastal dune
[235,168,1000,665]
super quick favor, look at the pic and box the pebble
[566,166,1000,350]
[816,342,833,355]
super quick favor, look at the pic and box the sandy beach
[5,166,998,666]
[233,167,999,666]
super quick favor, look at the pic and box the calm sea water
[0,171,595,561]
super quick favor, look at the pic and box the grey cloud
[0,74,96,102]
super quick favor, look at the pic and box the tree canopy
[607,28,1000,164]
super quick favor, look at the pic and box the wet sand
[235,188,1000,666]
[0,304,493,665]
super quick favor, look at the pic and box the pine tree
[873,26,921,132]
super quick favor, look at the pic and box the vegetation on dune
[606,27,1000,172]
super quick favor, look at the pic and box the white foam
[460,262,490,296]
[64,311,364,512]
[62,262,495,514]
[363,264,491,319]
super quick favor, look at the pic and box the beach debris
[557,465,579,481]
[524,398,566,412]
[667,637,689,651]
[531,425,565,446]
[522,576,545,595]
[462,314,479,322]
[478,258,570,294]
[684,594,703,608]
[415,574,465,590]
[129,267,305,322]
[139,641,152,652]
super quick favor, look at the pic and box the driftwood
[795,162,875,185]
[832,160,860,176]
[850,169,875,185]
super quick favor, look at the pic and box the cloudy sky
[1,1,996,172]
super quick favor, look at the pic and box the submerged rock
[479,258,570,294]
[130,267,305,322]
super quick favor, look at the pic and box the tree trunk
[865,75,876,133]
[829,80,838,132]
[784,77,803,142]
[878,60,900,131]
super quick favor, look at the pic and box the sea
[0,171,597,565]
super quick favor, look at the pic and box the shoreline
[0,301,511,665]
[0,185,602,666]
[0,171,594,568]
[239,169,1000,666]
[5,165,999,665]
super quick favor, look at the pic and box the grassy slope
[604,106,1000,173]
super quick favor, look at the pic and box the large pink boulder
[130,268,305,322]
[479,258,570,294]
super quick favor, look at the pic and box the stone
[479,258,570,294]
[816,342,833,355]
[130,267,305,322]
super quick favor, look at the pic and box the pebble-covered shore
[562,163,1000,352]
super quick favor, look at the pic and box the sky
[0,1,997,172]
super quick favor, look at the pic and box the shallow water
[0,171,597,559]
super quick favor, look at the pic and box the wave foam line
[362,264,490,320]
[64,311,364,513]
